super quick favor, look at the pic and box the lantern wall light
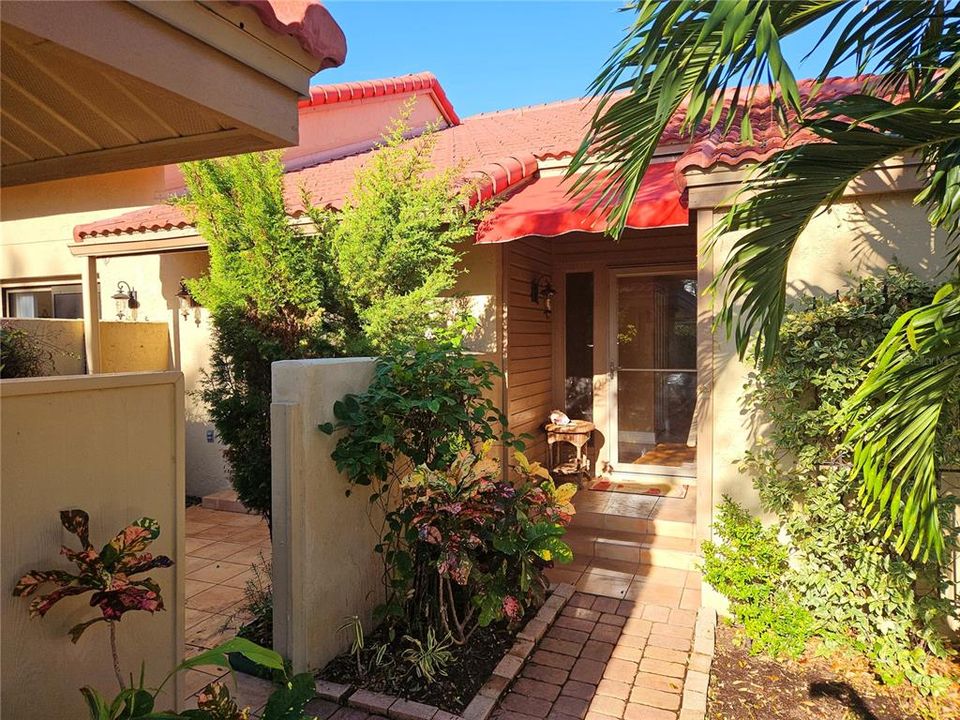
[111,281,139,321]
[176,280,201,326]
[530,275,557,317]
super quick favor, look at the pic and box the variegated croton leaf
[12,509,174,642]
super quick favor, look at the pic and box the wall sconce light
[111,281,139,321]
[176,280,201,325]
[530,275,557,317]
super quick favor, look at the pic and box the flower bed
[316,583,575,719]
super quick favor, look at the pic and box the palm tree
[569,0,960,560]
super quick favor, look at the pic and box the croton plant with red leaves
[12,509,173,642]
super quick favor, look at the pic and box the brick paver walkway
[492,592,700,720]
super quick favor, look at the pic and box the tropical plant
[319,102,483,352]
[736,268,957,693]
[401,627,454,684]
[573,0,960,562]
[78,637,317,720]
[386,445,576,644]
[12,509,173,690]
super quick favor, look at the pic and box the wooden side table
[545,420,595,483]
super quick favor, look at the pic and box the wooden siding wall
[504,237,554,465]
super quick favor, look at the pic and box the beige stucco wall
[1,317,86,375]
[702,192,952,526]
[271,357,384,672]
[0,372,185,717]
[0,166,166,283]
[99,321,171,373]
[97,251,228,497]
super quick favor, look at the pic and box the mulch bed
[318,619,522,713]
[707,623,960,720]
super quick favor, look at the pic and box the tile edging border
[314,582,578,720]
[678,605,717,720]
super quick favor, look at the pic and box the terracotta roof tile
[75,74,878,242]
[232,1,346,70]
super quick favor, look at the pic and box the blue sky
[318,2,856,118]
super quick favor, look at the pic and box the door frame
[605,265,698,480]
[552,257,697,480]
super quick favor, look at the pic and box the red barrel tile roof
[74,74,875,242]
[233,1,346,70]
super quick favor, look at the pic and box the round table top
[545,420,595,434]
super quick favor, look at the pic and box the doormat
[587,478,689,498]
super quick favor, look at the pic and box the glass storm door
[609,270,697,478]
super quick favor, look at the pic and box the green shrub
[1,322,54,378]
[709,266,959,694]
[182,109,475,523]
[702,497,814,658]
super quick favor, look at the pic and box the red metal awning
[474,162,687,244]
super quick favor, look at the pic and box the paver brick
[556,616,597,634]
[681,690,706,713]
[588,694,626,719]
[628,688,681,711]
[645,635,691,653]
[315,680,352,702]
[623,703,677,720]
[637,658,685,679]
[531,650,576,671]
[667,609,697,629]
[350,689,395,715]
[519,619,550,643]
[596,679,631,700]
[610,644,643,663]
[580,640,615,662]
[560,680,597,700]
[602,658,638,683]
[598,613,626,628]
[552,695,590,719]
[632,673,683,696]
[540,637,584,657]
[640,606,671,623]
[642,646,688,665]
[501,692,551,718]
[569,593,595,608]
[563,606,602,622]
[303,698,341,720]
[463,694,498,720]
[682,670,708,696]
[616,633,647,650]
[590,624,622,644]
[388,698,438,720]
[494,653,525,679]
[649,623,693,640]
[547,627,591,644]
[615,601,642,618]
[591,596,620,614]
[621,619,652,638]
[522,663,570,685]
[569,657,606,685]
[513,678,562,702]
[478,675,511,698]
[686,653,711,674]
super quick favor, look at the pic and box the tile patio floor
[183,506,706,720]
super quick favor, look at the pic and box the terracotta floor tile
[224,544,271,566]
[187,560,250,584]
[185,556,215,574]
[190,525,240,541]
[186,584,245,614]
[185,612,233,649]
[186,579,216,599]
[576,572,631,599]
[185,537,215,554]
[185,607,214,630]
[221,568,256,590]
[623,583,682,607]
[191,541,251,561]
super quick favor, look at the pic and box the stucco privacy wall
[271,357,383,672]
[1,317,86,374]
[98,251,228,497]
[0,372,185,717]
[99,321,171,373]
[702,192,951,528]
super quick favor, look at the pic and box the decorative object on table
[587,477,689,498]
[545,418,594,483]
[549,409,571,425]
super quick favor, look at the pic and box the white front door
[608,269,697,479]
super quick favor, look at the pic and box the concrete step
[565,526,699,571]
[201,489,248,514]
[570,508,695,539]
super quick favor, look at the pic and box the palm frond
[836,283,960,561]
[710,95,960,367]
